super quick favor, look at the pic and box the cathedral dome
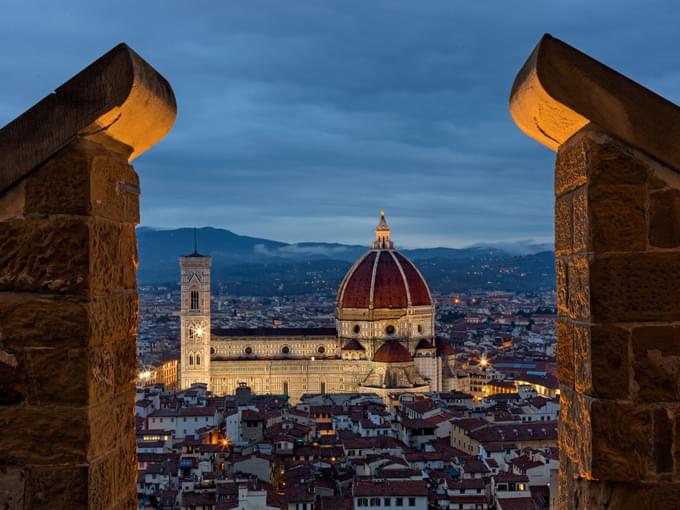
[373,341,412,363]
[337,211,432,311]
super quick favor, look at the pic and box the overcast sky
[2,1,679,247]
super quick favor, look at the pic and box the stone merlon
[0,43,176,194]
[509,33,680,170]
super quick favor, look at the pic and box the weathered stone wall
[0,139,139,509]
[0,44,175,509]
[510,34,680,509]
[557,127,680,509]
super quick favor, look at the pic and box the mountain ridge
[138,226,555,295]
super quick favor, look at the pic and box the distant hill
[137,227,555,295]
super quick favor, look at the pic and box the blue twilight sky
[1,1,679,247]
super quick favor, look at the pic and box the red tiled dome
[337,250,432,309]
[373,341,412,363]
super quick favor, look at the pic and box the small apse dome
[373,341,413,363]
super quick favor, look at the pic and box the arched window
[191,290,199,310]
[196,354,201,366]
[189,354,194,366]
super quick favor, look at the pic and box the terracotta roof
[448,478,485,490]
[415,338,434,350]
[373,341,412,363]
[448,495,488,504]
[338,250,432,309]
[342,339,366,351]
[353,480,428,497]
[403,398,437,414]
[494,472,530,483]
[496,497,539,510]
[435,337,456,356]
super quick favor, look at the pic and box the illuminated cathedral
[180,212,456,402]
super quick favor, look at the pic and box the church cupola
[373,209,394,249]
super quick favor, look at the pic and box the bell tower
[179,231,212,390]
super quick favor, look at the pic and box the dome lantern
[373,209,394,249]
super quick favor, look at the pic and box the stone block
[555,130,650,198]
[0,347,25,405]
[558,386,590,478]
[113,491,138,510]
[632,325,680,402]
[4,340,136,407]
[556,257,568,316]
[557,449,577,510]
[590,399,652,481]
[588,325,630,399]
[556,320,575,388]
[571,185,589,253]
[590,252,680,322]
[572,479,680,510]
[0,292,137,349]
[555,135,588,197]
[25,464,88,509]
[566,254,590,321]
[561,387,653,481]
[0,465,25,510]
[674,413,680,479]
[0,218,136,295]
[589,183,646,253]
[113,432,137,502]
[0,392,131,465]
[572,322,592,394]
[650,189,680,248]
[586,136,650,187]
[0,218,89,294]
[654,408,673,475]
[24,138,140,224]
[90,221,138,294]
[0,405,89,464]
[88,389,134,461]
[88,451,115,510]
[555,192,572,254]
[113,338,137,389]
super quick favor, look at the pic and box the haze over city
[2,1,680,247]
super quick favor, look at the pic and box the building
[180,212,457,402]
[353,480,428,510]
[140,357,179,389]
